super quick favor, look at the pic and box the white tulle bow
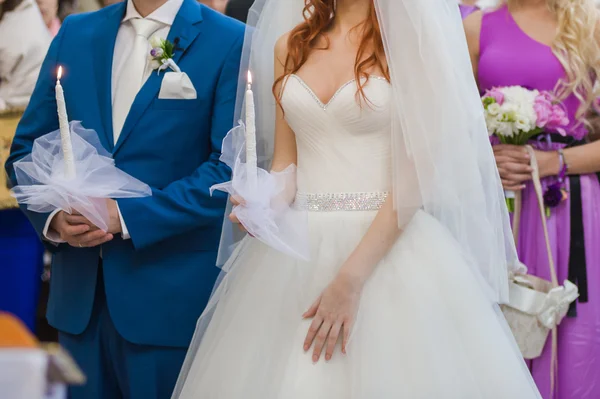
[537,281,579,330]
[210,123,310,261]
[11,121,151,231]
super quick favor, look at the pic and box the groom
[5,0,243,397]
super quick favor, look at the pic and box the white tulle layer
[11,122,151,231]
[174,210,541,399]
[211,123,309,262]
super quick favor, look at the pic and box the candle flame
[57,66,63,80]
[247,70,252,85]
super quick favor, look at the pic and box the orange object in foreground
[0,312,39,348]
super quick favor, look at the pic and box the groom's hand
[106,199,123,235]
[50,211,113,248]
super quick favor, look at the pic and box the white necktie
[112,18,161,143]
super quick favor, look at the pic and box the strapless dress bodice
[281,75,392,195]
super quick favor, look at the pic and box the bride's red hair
[273,0,390,104]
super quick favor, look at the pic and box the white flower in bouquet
[486,102,501,116]
[515,117,532,132]
[496,119,515,138]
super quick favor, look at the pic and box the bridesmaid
[460,1,478,18]
[465,2,600,399]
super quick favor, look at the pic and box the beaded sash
[294,192,388,212]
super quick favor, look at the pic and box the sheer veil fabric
[377,0,520,303]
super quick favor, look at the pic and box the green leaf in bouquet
[482,97,496,108]
[505,197,515,213]
[498,127,544,146]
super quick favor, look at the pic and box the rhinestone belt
[294,192,388,212]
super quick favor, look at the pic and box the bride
[173,0,542,397]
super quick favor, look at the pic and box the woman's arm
[302,193,405,363]
[336,196,401,287]
[303,147,425,362]
[463,10,483,79]
[534,20,600,178]
[537,140,600,178]
[271,33,297,172]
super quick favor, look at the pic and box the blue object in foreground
[0,208,44,332]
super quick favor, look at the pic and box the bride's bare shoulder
[274,32,291,64]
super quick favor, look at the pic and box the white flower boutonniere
[148,35,181,73]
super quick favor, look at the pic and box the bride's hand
[227,195,248,233]
[302,272,362,362]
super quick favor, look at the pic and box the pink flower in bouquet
[484,88,504,105]
[534,91,569,135]
[546,104,569,135]
[533,92,553,127]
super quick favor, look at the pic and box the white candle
[245,70,257,188]
[56,66,76,180]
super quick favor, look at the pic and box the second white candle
[245,71,257,189]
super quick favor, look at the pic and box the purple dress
[478,6,600,399]
[459,4,478,19]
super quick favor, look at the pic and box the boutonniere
[148,36,181,74]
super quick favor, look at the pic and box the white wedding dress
[174,76,542,398]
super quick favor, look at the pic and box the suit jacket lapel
[91,3,125,153]
[112,0,204,156]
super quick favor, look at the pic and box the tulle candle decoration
[12,66,152,231]
[245,71,257,188]
[55,66,76,180]
[209,69,310,261]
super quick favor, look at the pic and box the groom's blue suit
[5,0,244,397]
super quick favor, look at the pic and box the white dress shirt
[112,0,183,106]
[0,0,51,111]
[43,0,183,243]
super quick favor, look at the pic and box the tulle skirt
[173,210,541,399]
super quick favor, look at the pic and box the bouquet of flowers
[482,86,569,211]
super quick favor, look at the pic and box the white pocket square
[158,72,197,100]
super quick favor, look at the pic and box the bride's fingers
[342,319,354,355]
[230,195,244,206]
[312,320,333,363]
[229,213,248,234]
[303,316,323,352]
[325,321,342,361]
[228,212,240,224]
[302,296,321,319]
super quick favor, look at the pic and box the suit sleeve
[5,18,70,251]
[116,34,243,250]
